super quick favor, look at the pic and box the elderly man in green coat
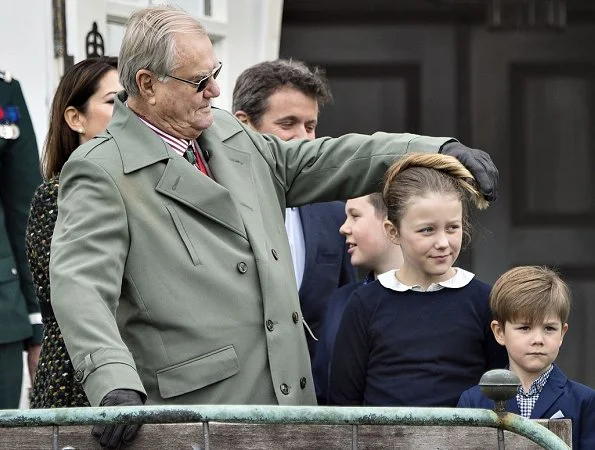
[50,6,499,448]
[0,70,42,409]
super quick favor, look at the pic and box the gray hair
[232,59,332,127]
[119,6,207,97]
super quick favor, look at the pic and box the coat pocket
[156,345,240,399]
[165,204,202,266]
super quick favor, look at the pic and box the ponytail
[383,153,488,211]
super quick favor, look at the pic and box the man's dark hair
[232,59,332,127]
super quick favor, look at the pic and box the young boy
[458,265,595,450]
[312,193,403,404]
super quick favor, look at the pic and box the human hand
[26,343,41,385]
[92,389,143,448]
[440,141,499,202]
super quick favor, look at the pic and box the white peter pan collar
[377,268,475,292]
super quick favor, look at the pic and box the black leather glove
[440,141,499,202]
[92,389,144,448]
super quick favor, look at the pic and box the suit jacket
[312,277,372,404]
[0,76,42,346]
[297,201,355,359]
[50,91,451,407]
[458,365,595,450]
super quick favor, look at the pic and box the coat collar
[298,205,318,294]
[530,364,567,419]
[107,91,256,240]
[502,364,567,418]
[108,91,243,174]
[108,92,171,174]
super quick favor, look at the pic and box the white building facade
[0,0,284,156]
[1,1,283,407]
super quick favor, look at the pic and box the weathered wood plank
[0,419,572,449]
[545,420,573,449]
[357,421,571,449]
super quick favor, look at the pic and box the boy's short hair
[366,192,387,219]
[490,265,571,325]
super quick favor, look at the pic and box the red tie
[184,144,208,176]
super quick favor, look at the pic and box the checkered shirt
[516,365,554,418]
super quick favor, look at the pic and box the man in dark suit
[233,59,355,360]
[0,69,42,408]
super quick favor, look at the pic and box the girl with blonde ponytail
[328,153,507,407]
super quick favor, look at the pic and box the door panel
[280,24,457,137]
[281,15,595,387]
[471,25,595,385]
[317,64,420,137]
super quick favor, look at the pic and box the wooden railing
[0,405,572,449]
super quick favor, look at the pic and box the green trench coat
[50,91,450,406]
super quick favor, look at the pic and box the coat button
[300,377,307,389]
[271,249,279,260]
[236,262,248,274]
[74,369,84,382]
[280,383,290,395]
[266,319,274,332]
[292,312,299,324]
[10,267,17,275]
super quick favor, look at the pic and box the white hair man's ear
[136,69,158,104]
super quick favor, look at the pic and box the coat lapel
[108,93,247,240]
[531,365,567,419]
[199,120,265,249]
[298,205,317,295]
[506,397,521,415]
[156,157,246,239]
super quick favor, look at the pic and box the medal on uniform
[0,104,20,140]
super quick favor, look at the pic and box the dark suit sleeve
[457,389,472,407]
[579,389,595,450]
[0,79,42,344]
[312,283,358,404]
[328,290,370,405]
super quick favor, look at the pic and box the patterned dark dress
[26,176,90,408]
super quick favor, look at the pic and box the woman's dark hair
[42,56,118,179]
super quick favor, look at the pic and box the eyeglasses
[164,62,222,93]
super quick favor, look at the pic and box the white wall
[0,0,283,159]
[0,0,54,155]
[226,0,283,109]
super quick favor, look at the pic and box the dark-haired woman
[26,57,120,408]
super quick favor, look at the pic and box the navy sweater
[328,278,508,406]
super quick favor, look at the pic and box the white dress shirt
[284,207,306,290]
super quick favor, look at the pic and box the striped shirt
[516,365,553,418]
[136,115,209,175]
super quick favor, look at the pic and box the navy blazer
[458,365,595,450]
[296,201,355,360]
